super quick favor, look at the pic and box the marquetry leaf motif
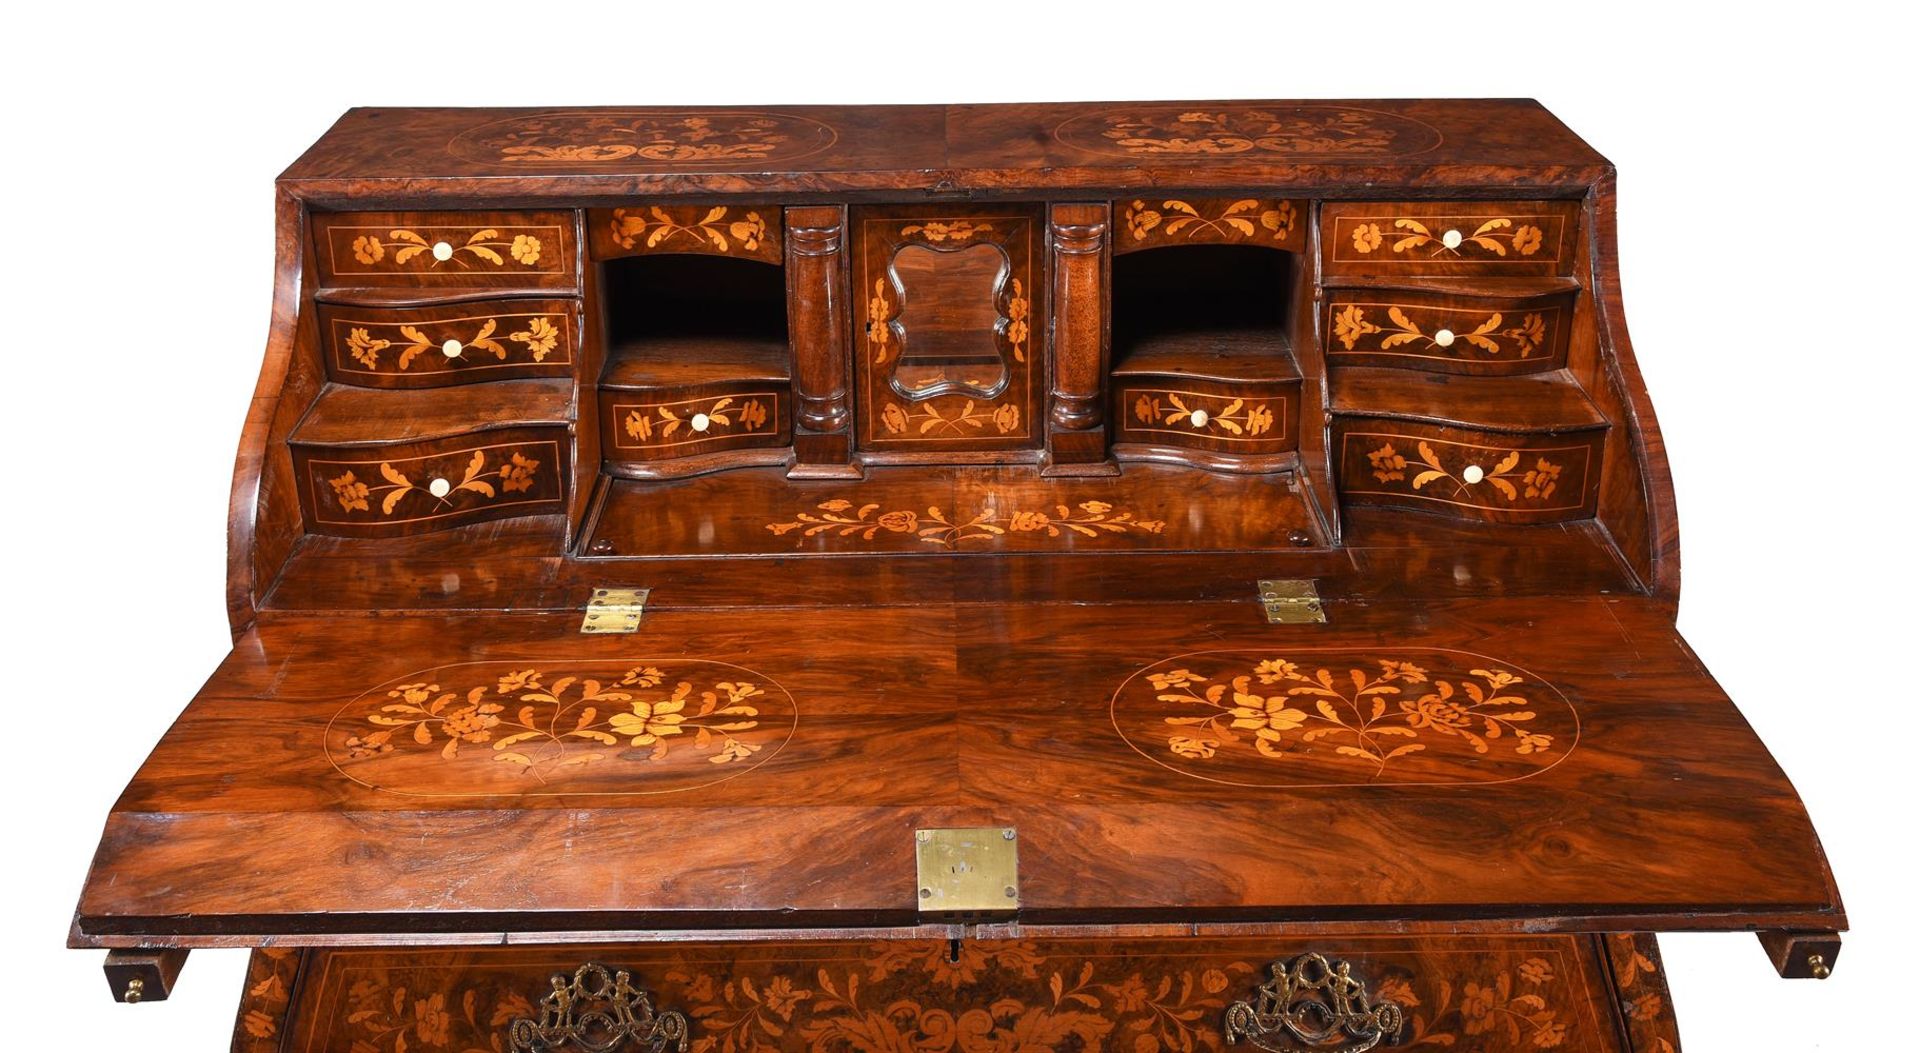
[766,498,1165,549]
[609,206,770,255]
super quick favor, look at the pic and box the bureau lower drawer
[235,932,1669,1053]
[316,298,579,387]
[314,210,580,290]
[292,426,568,537]
[1334,420,1604,522]
[1323,200,1581,277]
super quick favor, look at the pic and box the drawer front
[1335,420,1603,522]
[1114,378,1298,455]
[314,210,579,289]
[601,384,791,463]
[1323,200,1580,276]
[293,426,567,536]
[1114,196,1305,254]
[588,203,783,264]
[1325,289,1575,375]
[249,934,1634,1053]
[316,298,578,387]
[851,204,1046,456]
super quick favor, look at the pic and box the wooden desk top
[281,99,1609,199]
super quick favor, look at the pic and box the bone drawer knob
[1434,329,1455,347]
[432,241,454,261]
[428,478,452,498]
[1462,464,1486,484]
[441,339,463,358]
[1190,409,1209,427]
[1441,228,1463,249]
[691,413,712,433]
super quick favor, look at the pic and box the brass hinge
[580,588,649,634]
[915,827,1019,919]
[1259,579,1325,624]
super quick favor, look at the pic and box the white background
[2,3,1910,1049]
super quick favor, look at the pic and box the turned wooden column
[1043,203,1118,475]
[784,205,861,478]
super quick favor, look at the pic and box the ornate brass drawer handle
[507,962,689,1053]
[1224,952,1405,1052]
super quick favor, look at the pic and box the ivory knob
[1434,329,1455,347]
[1441,229,1463,249]
[428,477,452,498]
[691,413,712,432]
[1190,409,1209,427]
[432,241,454,261]
[441,339,463,358]
[1462,464,1485,484]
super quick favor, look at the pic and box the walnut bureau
[72,101,1844,1053]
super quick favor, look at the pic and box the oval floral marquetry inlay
[326,660,798,797]
[1111,648,1578,788]
[1054,105,1443,159]
[448,110,839,166]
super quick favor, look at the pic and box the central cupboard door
[852,204,1046,457]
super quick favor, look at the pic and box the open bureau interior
[74,102,1842,1053]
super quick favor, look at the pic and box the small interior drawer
[1322,200,1581,276]
[316,297,579,387]
[1325,286,1578,374]
[313,210,580,290]
[1334,418,1604,523]
[291,425,568,537]
[601,382,792,471]
[236,932,1661,1053]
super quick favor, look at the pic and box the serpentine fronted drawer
[1322,200,1582,277]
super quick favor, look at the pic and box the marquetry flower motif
[1367,442,1408,483]
[608,206,772,255]
[509,316,561,360]
[623,396,770,447]
[1006,279,1030,363]
[901,220,993,242]
[344,327,390,368]
[768,498,1165,549]
[1121,199,1299,244]
[324,449,541,518]
[1349,217,1548,258]
[328,470,371,512]
[1332,305,1549,357]
[1381,441,1565,504]
[1156,658,1552,772]
[880,398,1024,437]
[1130,392,1275,438]
[868,279,894,364]
[1097,108,1398,155]
[351,228,546,269]
[341,666,766,779]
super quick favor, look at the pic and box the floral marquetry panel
[1334,423,1604,523]
[1053,105,1445,160]
[1323,200,1581,277]
[230,948,302,1053]
[1112,648,1579,788]
[1114,382,1298,458]
[446,109,842,167]
[588,204,783,264]
[1325,289,1576,375]
[314,210,580,290]
[293,427,567,538]
[852,204,1045,455]
[270,935,1624,1053]
[325,659,798,798]
[316,298,577,387]
[1115,197,1305,253]
[600,386,790,462]
[1605,934,1683,1053]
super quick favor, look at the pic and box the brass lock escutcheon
[1224,952,1404,1051]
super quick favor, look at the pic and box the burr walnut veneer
[72,101,1841,1053]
